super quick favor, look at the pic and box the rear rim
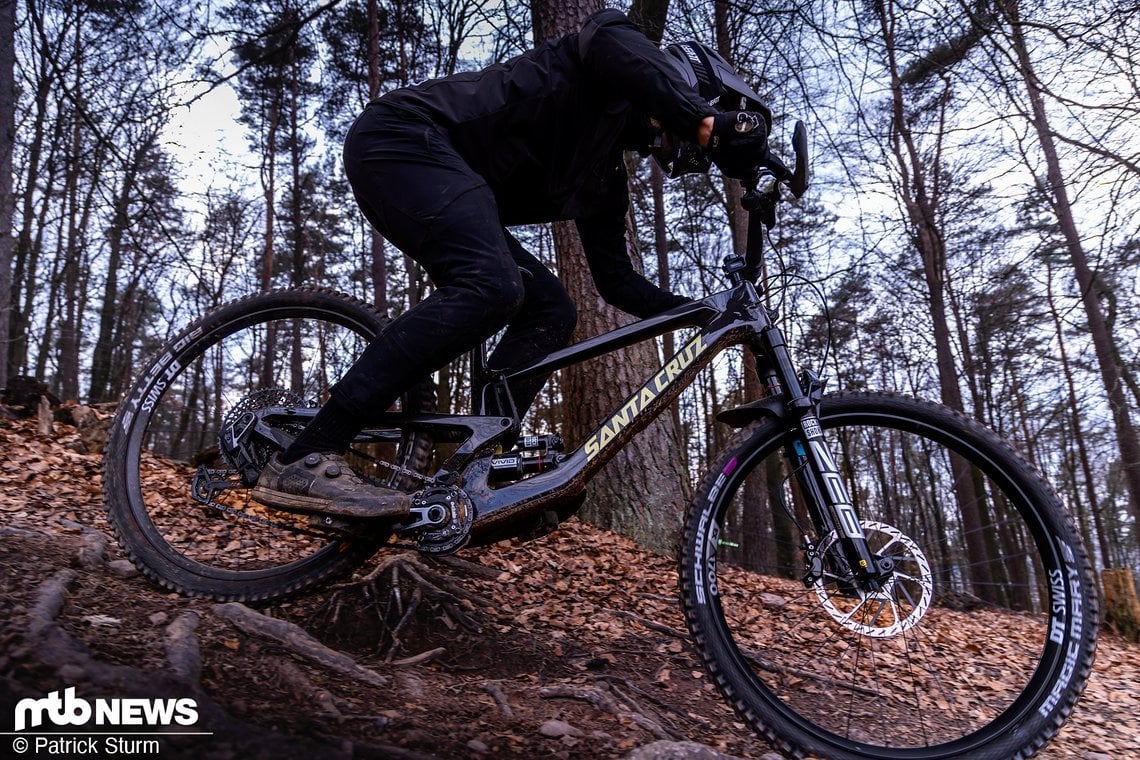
[108,290,433,600]
[684,395,1094,758]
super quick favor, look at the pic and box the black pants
[334,102,578,421]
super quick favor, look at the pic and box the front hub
[810,521,934,638]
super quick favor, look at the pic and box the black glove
[707,111,770,180]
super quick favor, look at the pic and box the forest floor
[1,413,1139,759]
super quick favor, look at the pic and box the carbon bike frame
[357,270,883,581]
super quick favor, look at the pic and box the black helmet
[665,41,770,115]
[653,41,772,177]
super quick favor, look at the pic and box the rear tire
[103,288,435,602]
[680,392,1096,759]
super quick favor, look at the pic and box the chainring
[410,486,474,555]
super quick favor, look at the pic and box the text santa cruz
[584,334,708,461]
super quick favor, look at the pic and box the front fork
[750,314,891,591]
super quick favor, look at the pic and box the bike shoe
[251,452,409,519]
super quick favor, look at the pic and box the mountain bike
[102,123,1096,759]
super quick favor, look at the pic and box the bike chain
[348,447,439,489]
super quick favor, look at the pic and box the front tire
[680,392,1096,759]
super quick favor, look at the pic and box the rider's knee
[480,267,527,322]
[552,294,577,342]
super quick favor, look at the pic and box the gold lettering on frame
[584,335,708,461]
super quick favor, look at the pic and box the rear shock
[488,434,564,482]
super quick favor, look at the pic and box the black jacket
[378,9,715,317]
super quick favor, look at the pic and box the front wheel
[680,392,1096,759]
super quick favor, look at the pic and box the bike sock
[279,397,361,464]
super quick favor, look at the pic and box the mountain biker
[251,9,779,519]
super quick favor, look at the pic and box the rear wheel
[103,288,435,602]
[680,392,1096,759]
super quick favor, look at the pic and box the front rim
[686,397,1092,758]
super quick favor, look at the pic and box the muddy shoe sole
[250,485,409,519]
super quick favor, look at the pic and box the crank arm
[393,498,452,533]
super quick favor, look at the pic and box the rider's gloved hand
[707,111,770,180]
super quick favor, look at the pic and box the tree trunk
[553,222,691,554]
[257,86,281,388]
[998,0,1140,535]
[531,0,690,555]
[366,0,387,312]
[628,0,669,44]
[1102,568,1140,643]
[58,35,84,401]
[0,0,14,392]
[88,133,155,404]
[710,0,777,572]
[1047,264,1111,568]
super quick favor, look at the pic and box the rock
[758,592,786,609]
[466,739,489,753]
[107,559,139,578]
[76,532,107,568]
[623,740,751,760]
[539,719,584,739]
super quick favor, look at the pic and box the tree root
[164,611,201,685]
[15,564,358,759]
[27,569,76,638]
[539,682,678,741]
[213,602,388,687]
[308,551,493,662]
[609,608,689,640]
[483,680,514,718]
[274,658,344,722]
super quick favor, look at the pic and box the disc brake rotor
[811,520,934,638]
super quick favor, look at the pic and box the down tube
[466,323,751,534]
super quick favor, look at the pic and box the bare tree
[986,0,1140,538]
[0,0,13,392]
